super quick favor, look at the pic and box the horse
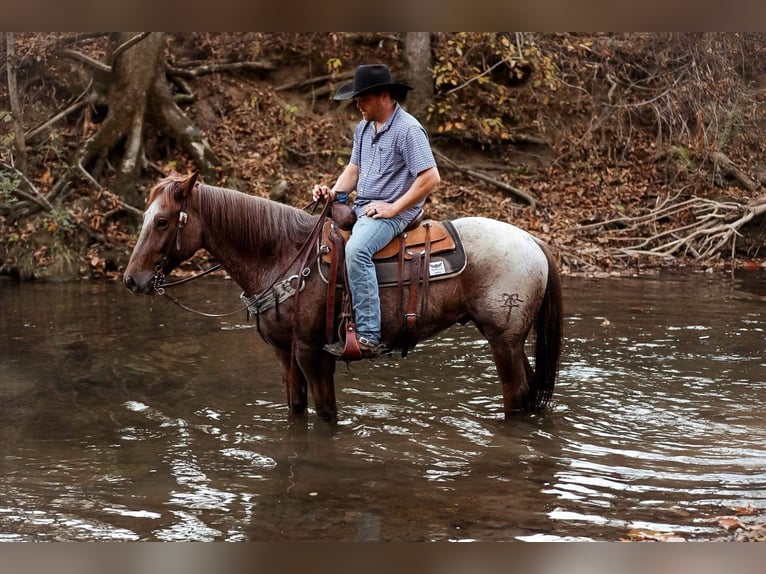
[123,171,563,423]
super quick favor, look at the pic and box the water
[0,271,764,541]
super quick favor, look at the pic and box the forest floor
[3,33,765,281]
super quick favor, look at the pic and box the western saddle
[320,204,456,360]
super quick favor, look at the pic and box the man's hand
[312,184,335,202]
[364,200,396,219]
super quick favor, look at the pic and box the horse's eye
[156,218,169,230]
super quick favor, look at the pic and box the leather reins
[153,196,333,320]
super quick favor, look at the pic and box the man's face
[355,93,383,122]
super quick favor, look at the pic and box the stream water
[1,271,764,541]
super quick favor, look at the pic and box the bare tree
[5,33,27,174]
[75,32,221,206]
[403,32,433,118]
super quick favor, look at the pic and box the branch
[111,32,152,62]
[62,48,111,73]
[24,81,93,141]
[586,194,766,262]
[0,160,54,212]
[49,32,108,49]
[432,148,537,207]
[2,158,142,219]
[77,159,103,190]
[167,60,275,79]
[275,70,353,92]
[445,57,515,96]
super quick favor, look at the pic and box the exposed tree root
[566,192,766,265]
[709,151,758,192]
[72,33,221,206]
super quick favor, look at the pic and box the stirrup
[323,322,364,361]
[339,322,363,360]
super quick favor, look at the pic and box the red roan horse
[124,172,563,422]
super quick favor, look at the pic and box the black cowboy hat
[333,64,413,101]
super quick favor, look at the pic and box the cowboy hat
[333,64,413,101]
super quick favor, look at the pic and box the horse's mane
[150,175,316,257]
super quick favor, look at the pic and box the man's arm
[312,162,359,202]
[368,166,440,219]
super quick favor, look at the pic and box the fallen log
[432,149,537,207]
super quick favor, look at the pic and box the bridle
[149,202,219,294]
[144,198,242,317]
[150,195,333,320]
[150,208,221,296]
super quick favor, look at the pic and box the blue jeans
[346,214,409,343]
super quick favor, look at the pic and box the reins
[158,263,222,288]
[154,195,332,320]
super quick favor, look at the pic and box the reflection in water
[0,271,764,541]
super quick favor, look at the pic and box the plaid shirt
[349,103,436,224]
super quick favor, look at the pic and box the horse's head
[123,171,202,294]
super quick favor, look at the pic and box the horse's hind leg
[523,352,534,384]
[487,332,531,417]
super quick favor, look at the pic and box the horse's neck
[197,187,308,294]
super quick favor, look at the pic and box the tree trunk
[110,32,164,205]
[403,32,433,118]
[78,32,221,208]
[5,32,28,174]
[147,70,221,179]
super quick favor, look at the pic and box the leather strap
[420,223,432,316]
[336,238,362,361]
[325,226,345,343]
[405,252,422,331]
[404,223,433,333]
[397,231,407,322]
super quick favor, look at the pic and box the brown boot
[322,337,389,360]
[357,336,390,359]
[322,340,346,358]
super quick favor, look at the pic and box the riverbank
[2,34,765,282]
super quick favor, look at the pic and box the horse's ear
[187,170,199,189]
[174,171,199,201]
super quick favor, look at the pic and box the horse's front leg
[274,348,309,417]
[294,342,338,423]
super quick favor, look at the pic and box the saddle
[318,205,466,360]
[320,217,456,265]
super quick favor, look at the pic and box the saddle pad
[318,220,467,287]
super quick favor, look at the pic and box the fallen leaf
[734,504,758,516]
[623,529,687,542]
[718,517,743,531]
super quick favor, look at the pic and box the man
[313,64,441,359]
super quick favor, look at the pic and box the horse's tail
[528,240,563,410]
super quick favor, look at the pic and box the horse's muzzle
[123,271,155,294]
